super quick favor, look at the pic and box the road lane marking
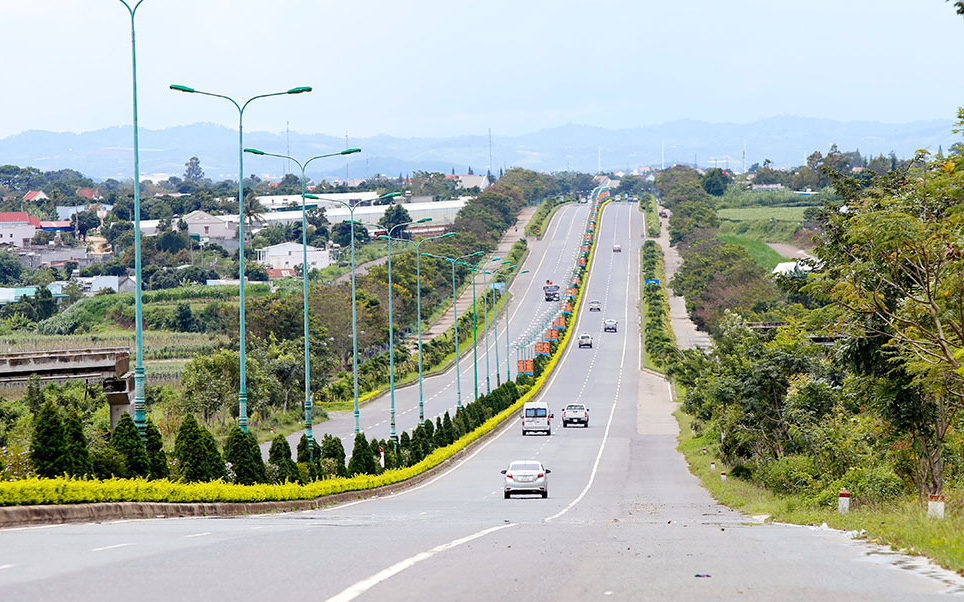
[0,564,15,570]
[545,203,631,524]
[325,524,516,602]
[184,532,211,538]
[91,543,133,552]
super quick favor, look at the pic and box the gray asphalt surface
[263,203,590,457]
[3,201,962,601]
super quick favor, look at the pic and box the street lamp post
[392,231,455,423]
[378,217,431,445]
[170,83,312,432]
[118,0,148,440]
[306,192,400,433]
[243,147,360,459]
[493,267,529,384]
[423,250,483,409]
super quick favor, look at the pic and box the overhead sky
[2,0,963,141]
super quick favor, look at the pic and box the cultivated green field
[718,205,811,222]
[717,234,785,270]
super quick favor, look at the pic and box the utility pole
[661,140,665,170]
[285,121,290,176]
[345,132,349,183]
[488,128,493,176]
[742,138,747,174]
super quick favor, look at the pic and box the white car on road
[501,460,551,499]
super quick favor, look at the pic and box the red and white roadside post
[928,494,945,519]
[838,489,851,515]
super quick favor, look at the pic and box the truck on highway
[543,281,560,302]
[561,403,589,428]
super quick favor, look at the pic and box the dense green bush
[757,455,819,495]
[268,434,300,484]
[63,408,91,477]
[224,426,266,485]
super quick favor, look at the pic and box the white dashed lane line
[91,543,134,552]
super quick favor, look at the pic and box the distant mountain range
[0,116,957,182]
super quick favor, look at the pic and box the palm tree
[241,192,267,242]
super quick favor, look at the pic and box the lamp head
[380,192,402,200]
[169,84,195,93]
[341,148,362,155]
[440,232,456,239]
[416,217,432,223]
[287,86,313,94]
[305,194,320,200]
[243,147,266,155]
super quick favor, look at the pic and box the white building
[256,242,331,271]
[0,223,36,247]
[182,210,236,239]
[257,192,381,212]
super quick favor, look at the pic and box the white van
[522,401,553,436]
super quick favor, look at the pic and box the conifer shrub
[320,433,347,477]
[30,401,67,478]
[173,414,206,482]
[268,434,300,484]
[110,414,150,478]
[144,418,169,480]
[200,428,227,481]
[63,407,91,477]
[224,426,265,485]
[347,433,377,476]
[442,412,455,445]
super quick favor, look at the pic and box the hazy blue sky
[2,1,963,140]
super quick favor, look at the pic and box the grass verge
[676,409,964,575]
[717,233,785,270]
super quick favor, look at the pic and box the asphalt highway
[264,202,591,456]
[3,201,962,600]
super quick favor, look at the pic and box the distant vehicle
[502,460,550,499]
[588,300,601,312]
[562,403,589,428]
[578,333,593,348]
[604,319,617,332]
[659,210,668,218]
[612,244,622,252]
[543,281,560,302]
[521,401,553,436]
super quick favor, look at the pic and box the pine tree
[296,433,317,463]
[63,407,91,477]
[224,425,265,485]
[268,434,299,483]
[144,418,169,480]
[320,433,347,477]
[23,376,46,414]
[199,428,227,481]
[434,417,445,448]
[110,414,149,478]
[173,414,205,482]
[347,433,377,476]
[246,432,268,483]
[30,401,67,478]
[442,411,455,445]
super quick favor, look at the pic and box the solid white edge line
[325,523,516,602]
[0,564,15,570]
[545,202,632,523]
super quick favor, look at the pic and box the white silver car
[501,460,551,499]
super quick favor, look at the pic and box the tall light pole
[490,263,516,387]
[243,147,360,458]
[493,267,529,384]
[377,217,431,444]
[457,257,501,400]
[392,231,456,422]
[170,83,312,432]
[423,250,483,409]
[118,0,148,440]
[307,191,400,433]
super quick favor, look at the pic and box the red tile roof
[22,191,46,202]
[0,211,41,227]
[267,268,297,279]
